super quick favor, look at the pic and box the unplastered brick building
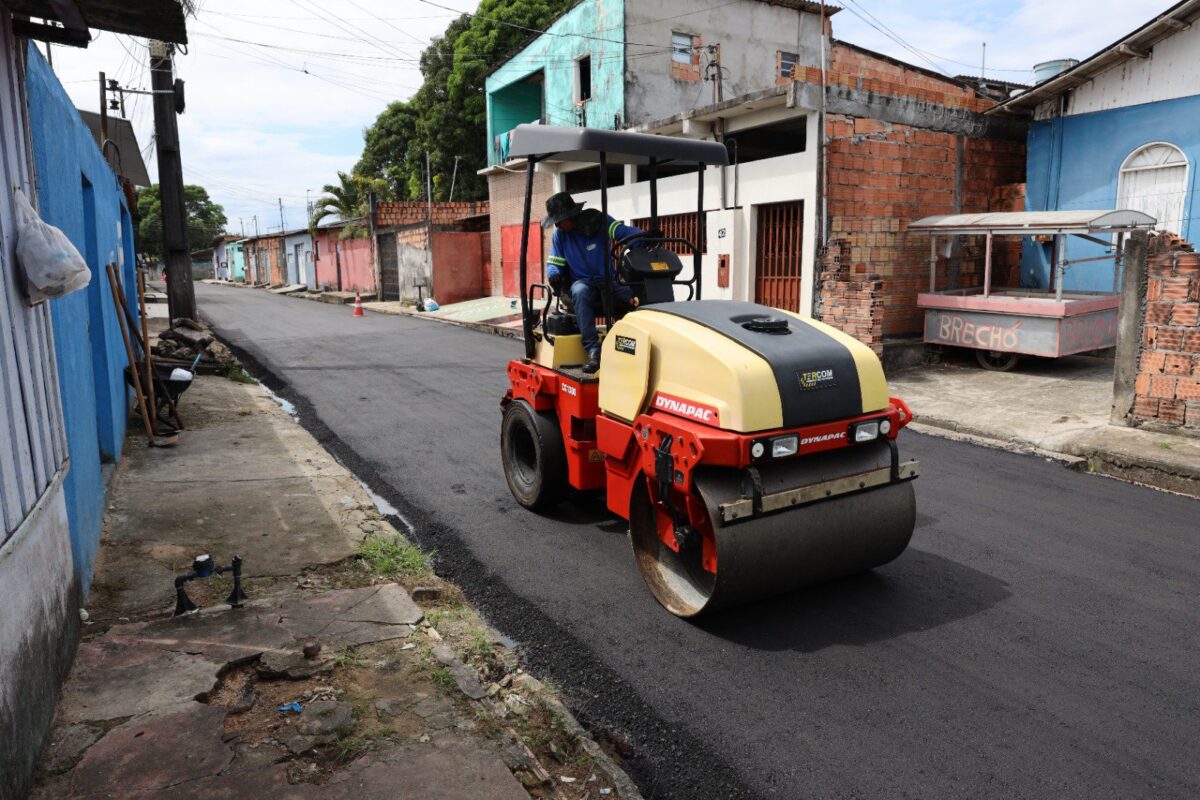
[373,201,491,305]
[802,42,1028,349]
[480,0,1028,355]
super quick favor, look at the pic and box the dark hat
[541,192,586,228]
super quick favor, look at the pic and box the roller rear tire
[501,400,568,510]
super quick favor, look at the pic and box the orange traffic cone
[352,292,364,317]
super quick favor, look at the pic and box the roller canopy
[508,125,730,166]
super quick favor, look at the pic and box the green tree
[353,0,575,202]
[136,184,228,261]
[310,171,386,239]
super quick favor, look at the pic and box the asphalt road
[197,284,1199,800]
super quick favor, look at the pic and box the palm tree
[310,171,362,229]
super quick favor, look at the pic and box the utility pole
[239,217,245,237]
[149,40,196,321]
[253,215,259,236]
[99,71,108,144]
[425,153,433,300]
[706,45,723,105]
[448,156,461,203]
[278,198,286,232]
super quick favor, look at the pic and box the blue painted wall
[26,44,136,593]
[485,0,625,165]
[1024,95,1200,291]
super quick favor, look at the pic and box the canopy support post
[520,157,537,360]
[929,236,938,292]
[1054,233,1066,302]
[600,151,613,330]
[983,232,993,298]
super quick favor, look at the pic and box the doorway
[754,200,805,311]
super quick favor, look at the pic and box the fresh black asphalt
[196,284,1200,800]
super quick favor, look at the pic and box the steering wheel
[611,229,663,260]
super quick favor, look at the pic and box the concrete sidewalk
[33,374,639,799]
[889,353,1200,497]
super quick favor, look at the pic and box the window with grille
[778,51,799,82]
[633,212,704,255]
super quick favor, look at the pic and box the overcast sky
[46,0,1178,236]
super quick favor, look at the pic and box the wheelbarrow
[125,360,194,427]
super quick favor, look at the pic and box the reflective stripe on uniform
[608,220,620,239]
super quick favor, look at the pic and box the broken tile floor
[34,375,635,800]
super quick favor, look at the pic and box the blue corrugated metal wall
[25,44,136,593]
[1024,96,1200,291]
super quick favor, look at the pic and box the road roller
[499,125,919,617]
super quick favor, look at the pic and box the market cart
[910,210,1157,370]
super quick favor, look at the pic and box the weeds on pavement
[358,534,432,578]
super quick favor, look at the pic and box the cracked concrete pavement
[34,372,635,799]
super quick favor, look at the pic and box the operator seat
[619,244,685,305]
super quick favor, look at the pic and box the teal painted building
[485,0,625,165]
[228,240,246,282]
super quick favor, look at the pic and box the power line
[343,0,431,48]
[840,0,952,77]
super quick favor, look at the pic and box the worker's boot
[583,349,601,374]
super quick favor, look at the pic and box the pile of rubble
[153,318,235,370]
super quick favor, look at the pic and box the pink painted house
[313,220,375,295]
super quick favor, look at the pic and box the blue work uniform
[546,215,642,354]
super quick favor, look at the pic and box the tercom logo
[653,393,720,426]
[797,367,836,391]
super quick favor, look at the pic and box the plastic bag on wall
[13,189,92,304]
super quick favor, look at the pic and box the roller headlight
[771,435,799,458]
[879,418,892,435]
[851,420,880,443]
[750,441,766,459]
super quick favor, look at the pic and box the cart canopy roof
[908,210,1157,235]
[507,124,730,166]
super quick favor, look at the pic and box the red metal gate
[755,201,805,311]
[501,224,543,297]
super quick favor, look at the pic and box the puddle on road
[352,473,416,534]
[261,383,299,422]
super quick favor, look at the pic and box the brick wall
[800,44,997,113]
[803,43,1026,340]
[989,183,1025,286]
[374,200,488,228]
[394,223,429,250]
[1131,234,1200,431]
[819,238,884,353]
[488,168,555,295]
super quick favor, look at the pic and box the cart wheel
[975,349,1019,371]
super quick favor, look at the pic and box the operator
[543,191,643,373]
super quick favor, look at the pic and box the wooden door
[754,201,805,311]
[501,224,543,298]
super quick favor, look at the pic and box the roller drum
[631,441,916,617]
